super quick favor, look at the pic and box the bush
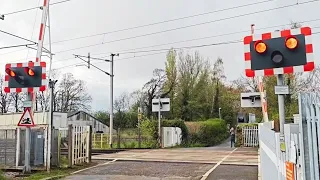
[198,118,229,146]
[141,119,228,148]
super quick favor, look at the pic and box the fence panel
[242,126,259,147]
[299,93,320,180]
[0,129,16,167]
[92,128,156,149]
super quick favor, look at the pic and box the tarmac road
[64,161,214,180]
[63,140,258,180]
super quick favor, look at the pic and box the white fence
[162,127,182,148]
[242,126,259,147]
[259,92,320,180]
[259,122,286,180]
[69,125,90,166]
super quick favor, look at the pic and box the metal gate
[299,92,320,180]
[0,129,16,167]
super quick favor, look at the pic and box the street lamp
[219,108,222,119]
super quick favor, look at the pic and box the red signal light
[5,68,16,77]
[254,40,267,54]
[25,68,35,76]
[285,36,298,50]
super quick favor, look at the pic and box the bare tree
[9,93,26,112]
[36,69,61,111]
[114,92,131,128]
[55,73,92,112]
[0,76,12,113]
[232,75,259,92]
[143,68,166,118]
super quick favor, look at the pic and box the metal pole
[277,74,285,134]
[46,5,53,172]
[138,107,142,148]
[158,97,161,147]
[23,94,32,174]
[109,54,114,148]
[88,53,90,69]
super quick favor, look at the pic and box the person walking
[230,127,235,148]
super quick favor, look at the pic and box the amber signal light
[5,68,16,77]
[254,41,267,54]
[285,36,298,50]
[25,68,35,76]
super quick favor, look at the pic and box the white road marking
[200,148,238,180]
[70,159,118,175]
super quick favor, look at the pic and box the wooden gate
[68,125,91,166]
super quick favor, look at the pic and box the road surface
[64,141,258,180]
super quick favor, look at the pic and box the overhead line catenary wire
[51,0,274,44]
[2,3,320,57]
[0,43,36,50]
[53,0,320,54]
[2,0,71,16]
[0,30,37,44]
[53,30,320,64]
[94,25,320,56]
[3,17,320,58]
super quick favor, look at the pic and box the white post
[15,128,20,167]
[109,54,114,148]
[158,97,161,147]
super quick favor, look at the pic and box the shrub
[141,119,158,139]
[198,118,229,146]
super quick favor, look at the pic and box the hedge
[198,118,229,146]
[141,118,228,147]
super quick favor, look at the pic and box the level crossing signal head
[244,27,314,77]
[3,62,47,93]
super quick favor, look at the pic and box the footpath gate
[242,125,259,147]
[68,125,91,166]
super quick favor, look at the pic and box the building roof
[67,110,102,123]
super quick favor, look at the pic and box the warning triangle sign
[17,108,35,127]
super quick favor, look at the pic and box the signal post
[243,26,315,172]
[4,62,47,173]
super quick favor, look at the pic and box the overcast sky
[1,0,320,111]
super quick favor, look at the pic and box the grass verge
[26,163,96,180]
[2,156,98,180]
